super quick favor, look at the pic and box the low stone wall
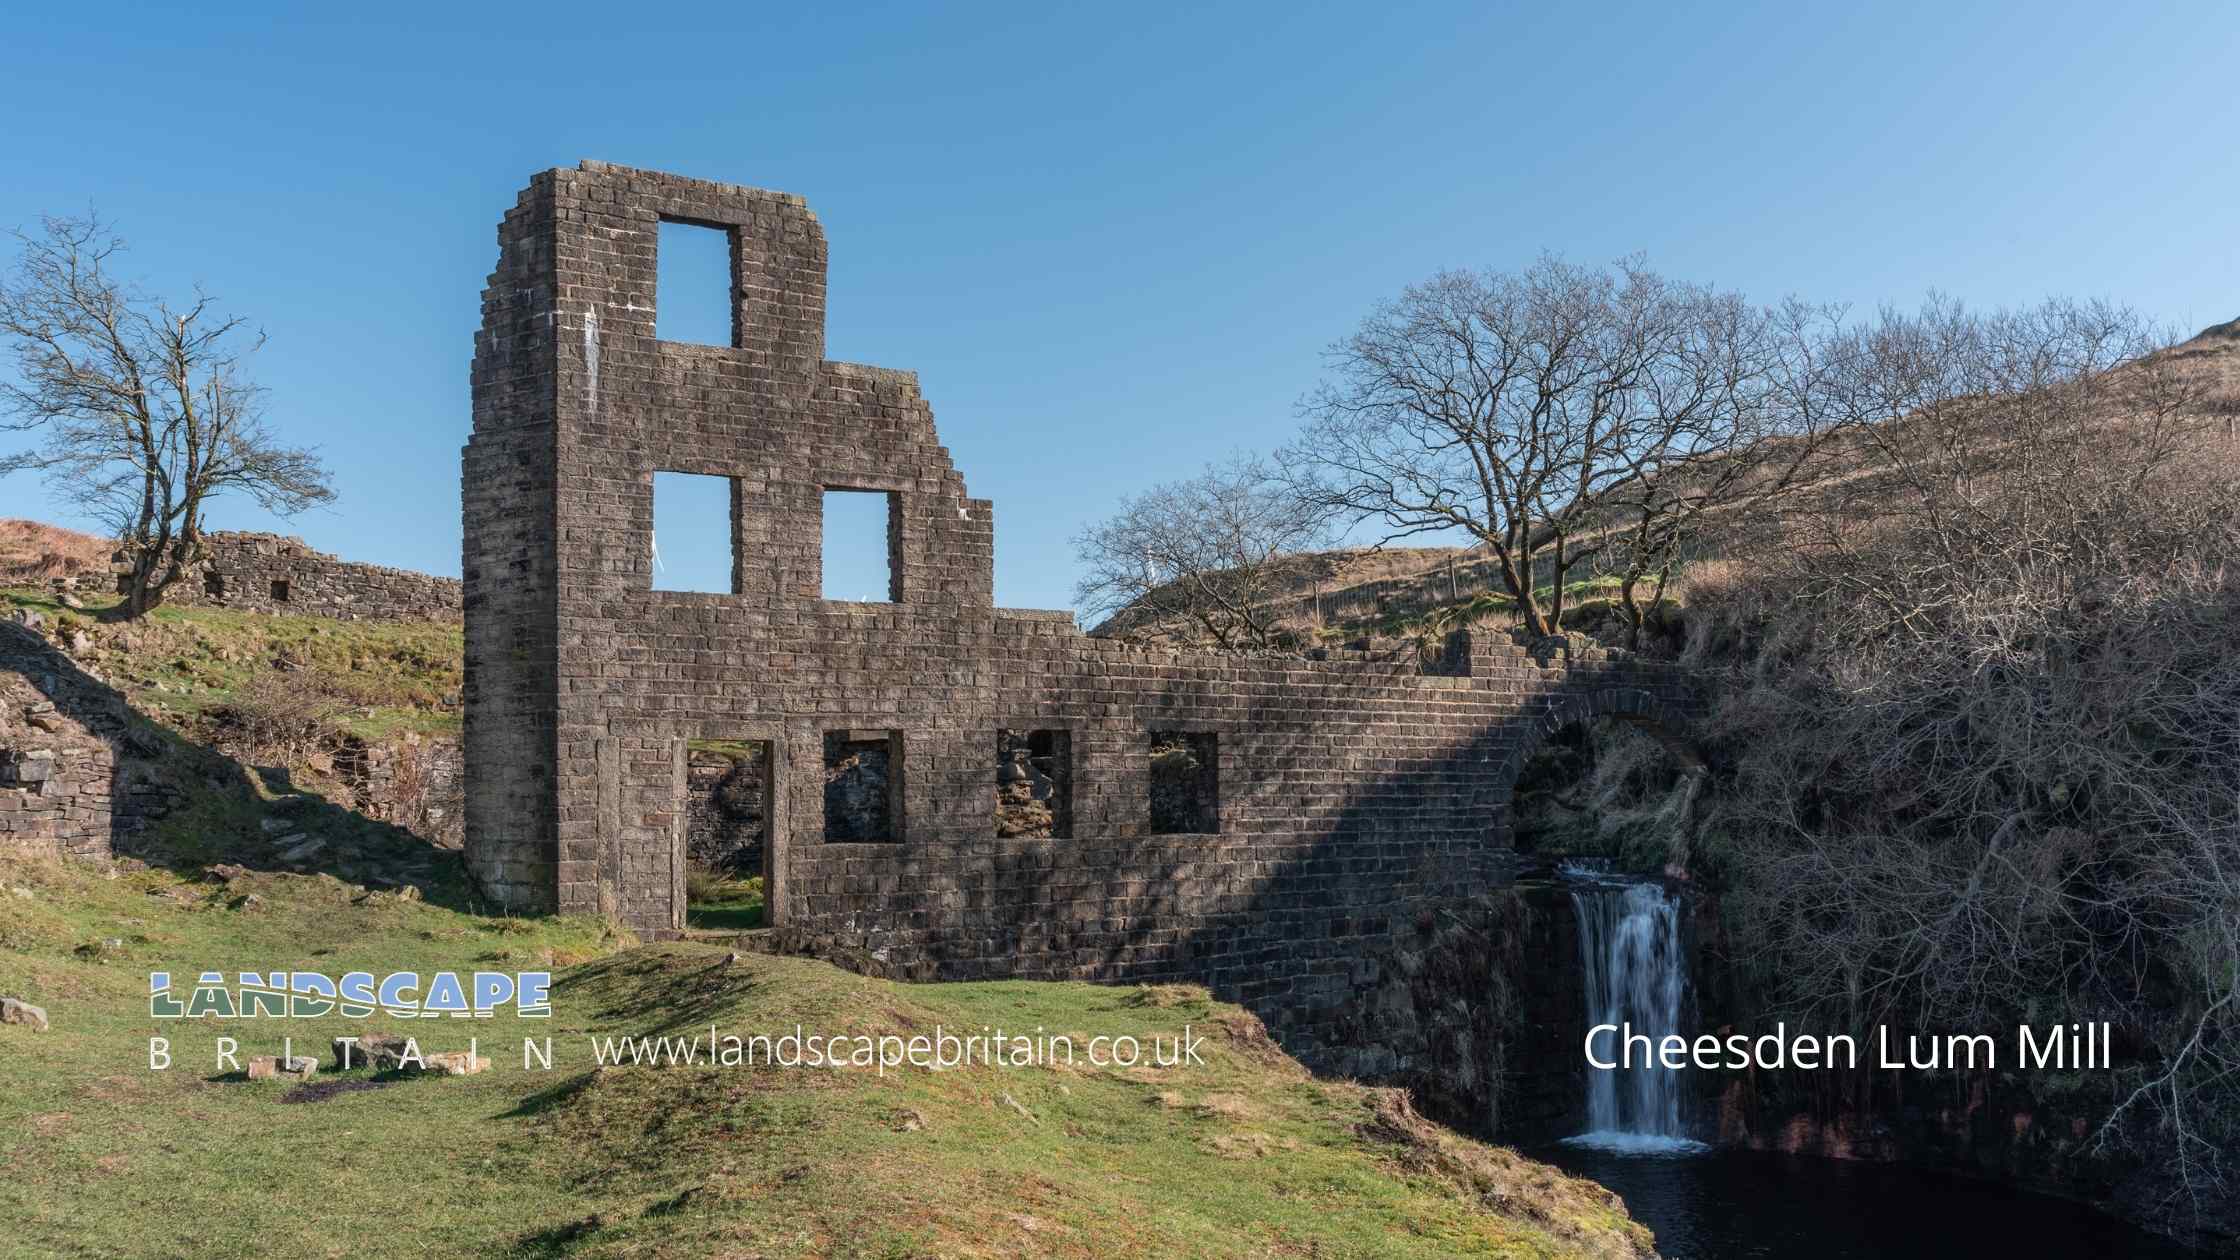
[148,532,461,622]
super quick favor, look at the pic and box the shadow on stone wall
[766,638,1700,1151]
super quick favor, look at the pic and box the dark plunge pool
[1537,1144,2206,1259]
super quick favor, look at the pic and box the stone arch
[1491,682,1705,851]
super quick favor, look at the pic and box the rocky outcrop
[1314,886,1593,1143]
[1,997,49,1032]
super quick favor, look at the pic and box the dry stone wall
[150,532,461,622]
[0,625,121,860]
[461,162,1701,1063]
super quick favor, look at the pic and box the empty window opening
[654,219,735,346]
[652,471,738,594]
[821,488,899,602]
[1148,731,1219,835]
[824,729,903,843]
[683,738,772,931]
[203,571,225,599]
[996,729,1072,839]
[269,579,290,602]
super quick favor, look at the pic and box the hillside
[0,518,112,587]
[1091,316,2240,652]
[0,852,1655,1258]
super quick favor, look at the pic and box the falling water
[1564,875,1706,1154]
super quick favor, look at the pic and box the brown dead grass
[1356,1088,1657,1259]
[0,519,110,586]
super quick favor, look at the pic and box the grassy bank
[2,587,461,742]
[0,855,1654,1259]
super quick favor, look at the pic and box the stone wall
[684,743,766,875]
[1312,885,1590,1142]
[150,531,462,622]
[0,625,120,860]
[460,162,1702,1063]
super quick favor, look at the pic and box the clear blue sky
[4,2,2236,610]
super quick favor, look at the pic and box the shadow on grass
[499,1070,599,1120]
[551,950,767,1038]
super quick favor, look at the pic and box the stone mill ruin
[458,161,1699,1063]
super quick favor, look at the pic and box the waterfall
[1564,876,1706,1153]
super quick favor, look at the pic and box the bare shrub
[381,737,463,849]
[1687,297,2240,1234]
[205,672,345,766]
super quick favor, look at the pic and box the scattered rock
[894,1107,930,1132]
[1000,1092,1039,1124]
[419,1051,489,1077]
[57,592,85,611]
[231,894,267,913]
[277,837,325,864]
[246,1055,319,1082]
[1,997,50,1032]
[206,863,250,883]
[259,817,291,836]
[333,1032,413,1071]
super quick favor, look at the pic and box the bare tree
[0,214,334,619]
[1074,458,1328,649]
[1595,299,1853,647]
[1285,255,1819,640]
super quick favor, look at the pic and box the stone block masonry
[460,162,1702,1064]
[145,531,462,623]
[1,626,121,860]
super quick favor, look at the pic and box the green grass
[0,855,1654,1259]
[2,586,462,741]
[684,873,766,933]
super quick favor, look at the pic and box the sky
[3,2,2237,610]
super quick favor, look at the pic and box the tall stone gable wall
[157,531,462,622]
[461,162,1698,1061]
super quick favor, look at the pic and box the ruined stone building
[148,531,462,623]
[462,162,1696,1059]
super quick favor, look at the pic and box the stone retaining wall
[0,626,120,860]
